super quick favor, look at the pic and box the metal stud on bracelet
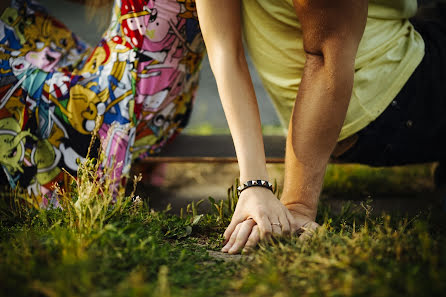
[237,180,273,195]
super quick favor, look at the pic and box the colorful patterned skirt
[0,0,204,207]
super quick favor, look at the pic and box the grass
[323,163,435,199]
[184,123,285,135]
[0,155,445,296]
[233,206,446,297]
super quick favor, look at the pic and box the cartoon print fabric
[0,0,204,207]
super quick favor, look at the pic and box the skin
[196,0,299,254]
[196,0,368,254]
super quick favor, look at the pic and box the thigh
[0,1,92,207]
[131,0,205,160]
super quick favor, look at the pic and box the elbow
[304,47,355,80]
[304,50,325,70]
[302,49,356,104]
[207,43,246,72]
[304,38,358,73]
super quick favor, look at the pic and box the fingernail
[221,244,230,252]
[228,248,237,254]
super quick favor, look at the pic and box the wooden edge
[135,134,287,163]
[140,157,285,164]
[135,135,354,164]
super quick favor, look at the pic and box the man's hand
[221,187,297,254]
[285,203,320,240]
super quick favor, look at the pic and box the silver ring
[271,223,282,226]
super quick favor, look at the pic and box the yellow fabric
[242,0,425,140]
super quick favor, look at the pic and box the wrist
[239,166,269,183]
[283,201,317,220]
[240,175,269,184]
[280,170,323,218]
[237,179,273,195]
[240,170,269,183]
[238,152,268,183]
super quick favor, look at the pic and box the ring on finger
[271,222,282,227]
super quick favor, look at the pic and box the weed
[0,158,445,296]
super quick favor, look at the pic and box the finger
[222,223,242,252]
[286,211,299,235]
[243,225,260,254]
[228,219,256,254]
[299,221,320,241]
[272,225,282,236]
[255,215,272,240]
[271,218,282,236]
[278,212,291,235]
[295,219,311,236]
[222,223,241,252]
[223,215,245,244]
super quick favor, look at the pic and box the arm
[196,0,267,183]
[281,0,368,222]
[196,0,296,252]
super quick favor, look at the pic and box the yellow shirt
[242,0,425,140]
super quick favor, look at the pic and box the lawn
[1,158,445,297]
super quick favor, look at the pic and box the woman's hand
[222,200,320,254]
[221,187,297,254]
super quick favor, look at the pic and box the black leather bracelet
[237,180,273,195]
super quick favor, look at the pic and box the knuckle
[282,225,291,233]
[263,229,272,237]
[245,240,256,248]
[290,222,300,231]
[256,209,265,217]
[232,239,242,247]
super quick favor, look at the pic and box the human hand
[284,202,320,241]
[222,201,320,254]
[221,187,297,254]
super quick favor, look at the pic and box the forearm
[281,54,355,218]
[196,0,268,182]
[280,0,367,218]
[208,52,268,181]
